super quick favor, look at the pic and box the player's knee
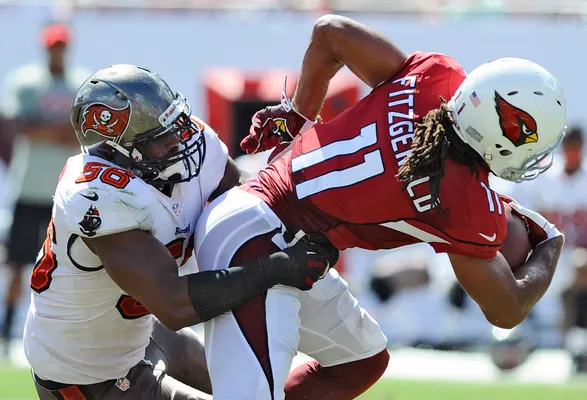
[356,349,389,387]
[368,349,390,381]
[327,349,389,387]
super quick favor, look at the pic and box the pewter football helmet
[71,64,205,185]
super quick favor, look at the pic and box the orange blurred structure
[204,68,362,157]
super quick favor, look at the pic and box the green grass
[359,379,587,399]
[2,366,587,400]
[0,367,36,399]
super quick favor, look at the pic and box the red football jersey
[245,52,507,259]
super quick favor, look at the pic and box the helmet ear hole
[495,143,512,157]
[115,91,127,101]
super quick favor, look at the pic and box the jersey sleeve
[193,117,229,201]
[55,175,155,239]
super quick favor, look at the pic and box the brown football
[500,201,531,271]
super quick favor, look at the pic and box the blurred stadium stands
[0,0,586,15]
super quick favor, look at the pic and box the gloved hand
[240,77,318,155]
[500,194,563,249]
[272,235,338,291]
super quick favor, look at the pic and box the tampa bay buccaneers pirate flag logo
[79,205,102,237]
[81,102,132,138]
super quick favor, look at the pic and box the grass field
[2,366,587,400]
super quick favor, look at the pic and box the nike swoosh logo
[479,232,497,242]
[81,193,99,201]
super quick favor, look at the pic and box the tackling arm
[208,157,242,202]
[292,14,407,120]
[83,230,331,331]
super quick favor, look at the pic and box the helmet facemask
[498,131,564,183]
[92,93,206,186]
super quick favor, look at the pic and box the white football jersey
[23,122,228,384]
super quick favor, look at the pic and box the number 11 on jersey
[292,123,384,199]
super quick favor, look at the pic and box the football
[500,202,531,271]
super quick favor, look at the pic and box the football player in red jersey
[195,14,566,399]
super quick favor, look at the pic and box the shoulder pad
[55,156,155,238]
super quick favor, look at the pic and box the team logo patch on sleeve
[79,205,102,237]
[81,102,132,139]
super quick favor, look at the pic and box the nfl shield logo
[172,203,181,216]
[115,377,131,392]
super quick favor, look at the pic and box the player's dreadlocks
[397,97,483,213]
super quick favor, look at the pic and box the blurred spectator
[490,125,587,349]
[540,127,587,247]
[369,252,430,305]
[0,21,90,351]
[0,117,13,166]
[562,247,587,372]
[360,246,464,349]
[500,126,586,246]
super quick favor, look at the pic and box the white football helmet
[447,58,566,183]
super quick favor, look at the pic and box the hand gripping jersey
[247,52,507,259]
[23,120,228,385]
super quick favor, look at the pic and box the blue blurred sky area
[0,5,584,126]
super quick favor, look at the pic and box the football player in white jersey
[23,65,337,400]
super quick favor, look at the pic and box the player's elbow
[314,14,341,32]
[483,306,527,329]
[153,300,200,332]
[155,314,183,332]
[155,310,196,332]
[313,14,345,44]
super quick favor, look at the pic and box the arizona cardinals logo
[272,118,291,138]
[495,92,538,147]
[80,102,131,138]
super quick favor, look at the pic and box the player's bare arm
[241,14,408,155]
[292,14,407,119]
[449,199,564,329]
[83,230,333,331]
[450,235,563,329]
[209,157,242,202]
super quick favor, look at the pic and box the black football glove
[271,236,338,291]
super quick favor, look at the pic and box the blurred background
[1,1,587,399]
